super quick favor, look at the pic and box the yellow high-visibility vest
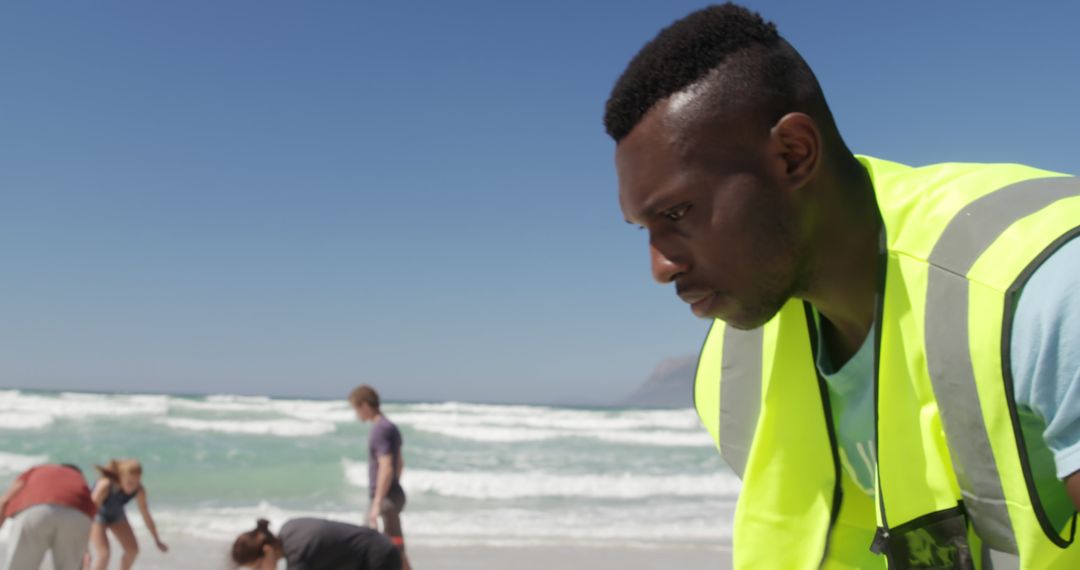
[694,156,1080,569]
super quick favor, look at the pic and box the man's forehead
[616,98,758,219]
[615,110,687,222]
[616,108,674,184]
[615,101,681,168]
[621,90,750,161]
[616,92,744,177]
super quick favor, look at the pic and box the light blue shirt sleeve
[1010,236,1080,480]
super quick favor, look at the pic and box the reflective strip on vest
[719,327,763,478]
[983,542,1021,570]
[925,176,1080,555]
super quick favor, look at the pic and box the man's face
[616,102,804,330]
[353,402,375,422]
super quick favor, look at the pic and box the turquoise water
[0,390,736,547]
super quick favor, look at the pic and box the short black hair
[604,3,830,142]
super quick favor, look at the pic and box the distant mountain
[622,354,698,408]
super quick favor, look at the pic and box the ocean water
[0,390,736,548]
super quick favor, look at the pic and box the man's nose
[650,243,688,284]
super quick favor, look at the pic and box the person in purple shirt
[349,385,411,570]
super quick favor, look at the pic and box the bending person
[0,463,96,570]
[89,458,168,570]
[231,517,402,570]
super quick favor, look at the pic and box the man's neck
[800,157,882,366]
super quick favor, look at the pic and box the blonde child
[88,459,167,570]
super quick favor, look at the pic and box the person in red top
[0,463,97,570]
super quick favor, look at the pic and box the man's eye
[663,204,691,221]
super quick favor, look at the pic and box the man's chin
[703,303,781,330]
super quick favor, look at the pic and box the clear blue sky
[1,1,1078,405]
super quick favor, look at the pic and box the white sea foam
[0,391,707,447]
[139,501,294,539]
[384,404,709,447]
[140,500,732,546]
[165,394,708,447]
[395,405,710,447]
[406,424,713,447]
[0,412,55,430]
[157,418,336,437]
[0,391,354,431]
[0,451,48,474]
[403,401,551,415]
[169,399,265,413]
[206,394,273,405]
[170,395,355,423]
[591,429,714,447]
[0,391,168,429]
[391,406,701,432]
[272,399,355,423]
[171,394,278,413]
[415,425,566,443]
[342,460,738,500]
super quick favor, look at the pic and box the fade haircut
[603,3,837,144]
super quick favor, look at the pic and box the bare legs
[88,520,139,570]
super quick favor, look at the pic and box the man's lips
[677,290,714,305]
[677,289,721,317]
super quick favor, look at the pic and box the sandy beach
[0,535,732,569]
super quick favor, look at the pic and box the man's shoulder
[376,416,401,433]
[369,416,402,449]
[859,155,1071,180]
[861,155,1072,205]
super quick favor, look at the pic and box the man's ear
[769,112,821,189]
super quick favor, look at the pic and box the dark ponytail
[231,519,280,565]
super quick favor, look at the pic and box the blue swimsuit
[95,481,141,525]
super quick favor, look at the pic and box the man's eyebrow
[638,190,682,221]
[623,182,683,226]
